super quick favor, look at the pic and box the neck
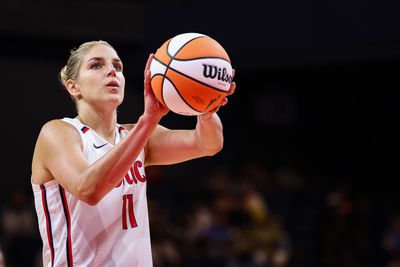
[76,110,117,144]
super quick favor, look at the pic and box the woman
[31,40,235,266]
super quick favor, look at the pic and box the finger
[232,68,236,79]
[205,108,218,115]
[144,70,152,95]
[208,99,226,113]
[144,54,154,76]
[212,106,221,113]
[227,81,236,96]
[220,98,228,106]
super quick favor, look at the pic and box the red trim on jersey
[118,126,125,133]
[59,186,74,267]
[81,126,89,134]
[40,184,55,267]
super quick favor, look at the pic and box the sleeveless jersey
[32,117,153,267]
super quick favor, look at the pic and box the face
[69,44,125,108]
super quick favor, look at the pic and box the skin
[31,44,236,205]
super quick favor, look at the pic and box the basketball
[149,32,232,116]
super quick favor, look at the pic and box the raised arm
[145,71,236,166]
[145,113,222,166]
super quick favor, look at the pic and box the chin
[106,95,123,105]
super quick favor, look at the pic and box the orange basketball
[149,33,232,116]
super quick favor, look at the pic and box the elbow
[77,186,102,206]
[205,141,224,156]
[83,195,101,206]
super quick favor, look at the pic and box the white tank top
[32,118,153,267]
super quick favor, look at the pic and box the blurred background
[1,0,400,266]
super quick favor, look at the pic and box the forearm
[78,114,160,204]
[195,113,224,155]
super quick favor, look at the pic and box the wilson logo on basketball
[202,64,232,83]
[150,33,232,115]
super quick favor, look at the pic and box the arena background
[1,0,400,266]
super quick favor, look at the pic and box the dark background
[1,0,400,266]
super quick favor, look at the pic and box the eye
[91,63,103,69]
[114,64,123,72]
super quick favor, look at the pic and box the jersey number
[122,194,137,229]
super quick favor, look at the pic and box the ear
[65,79,81,98]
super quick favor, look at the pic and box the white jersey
[32,117,153,267]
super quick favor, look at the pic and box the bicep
[145,125,204,166]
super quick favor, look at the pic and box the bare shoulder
[32,119,82,184]
[33,119,81,155]
[36,119,83,151]
[40,119,77,137]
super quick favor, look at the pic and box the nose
[107,64,117,77]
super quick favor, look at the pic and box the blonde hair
[59,40,114,89]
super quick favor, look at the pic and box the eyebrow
[87,57,122,63]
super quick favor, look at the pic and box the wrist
[198,112,216,121]
[197,113,223,131]
[138,113,161,127]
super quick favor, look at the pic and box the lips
[106,80,119,87]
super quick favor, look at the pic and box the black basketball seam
[164,35,207,96]
[162,39,173,105]
[151,72,202,113]
[166,35,206,59]
[152,56,229,94]
[163,76,202,113]
[150,73,168,107]
[173,56,231,64]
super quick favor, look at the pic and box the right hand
[143,54,169,120]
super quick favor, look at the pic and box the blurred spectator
[383,215,400,267]
[229,180,290,267]
[320,185,379,267]
[1,189,41,267]
[149,197,182,267]
[147,162,291,267]
[0,245,5,267]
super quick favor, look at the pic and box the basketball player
[31,40,235,267]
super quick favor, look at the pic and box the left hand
[200,68,236,119]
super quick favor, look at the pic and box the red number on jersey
[122,194,138,229]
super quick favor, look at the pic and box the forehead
[83,44,120,62]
